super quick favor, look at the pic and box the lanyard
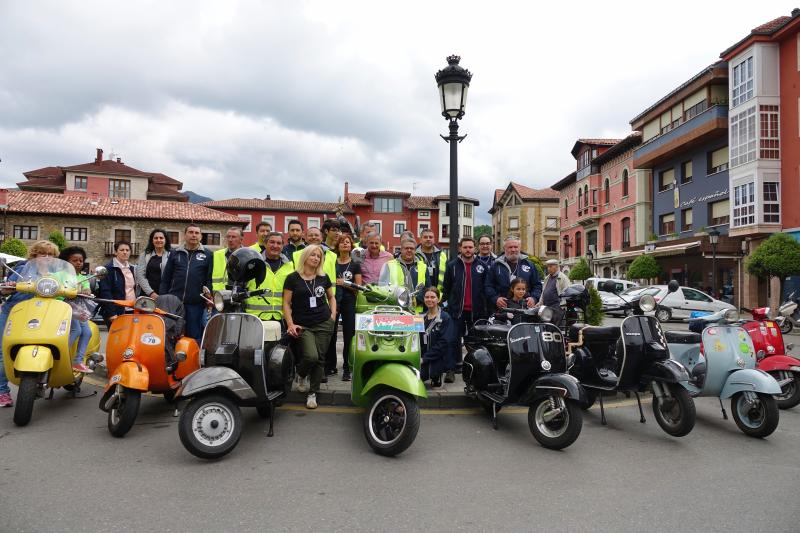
[302,275,316,296]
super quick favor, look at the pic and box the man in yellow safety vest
[245,231,294,321]
[379,238,430,312]
[211,227,244,292]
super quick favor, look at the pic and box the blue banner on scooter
[690,311,712,318]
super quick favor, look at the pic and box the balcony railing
[104,241,141,256]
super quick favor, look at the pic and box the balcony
[104,241,141,256]
[634,105,728,168]
[577,204,599,226]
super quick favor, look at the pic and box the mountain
[185,190,213,203]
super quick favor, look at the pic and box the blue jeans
[69,318,92,364]
[184,304,206,343]
[0,306,11,394]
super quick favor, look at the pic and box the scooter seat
[568,324,586,342]
[665,331,702,344]
[473,323,512,339]
[580,325,621,343]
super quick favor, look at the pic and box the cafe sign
[679,189,728,208]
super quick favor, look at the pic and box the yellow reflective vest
[244,257,294,321]
[383,259,427,312]
[211,248,232,292]
[417,249,447,291]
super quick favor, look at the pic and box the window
[64,227,88,241]
[578,150,590,169]
[418,210,430,219]
[374,197,402,213]
[114,229,132,243]
[307,217,321,230]
[681,208,693,232]
[681,161,693,184]
[575,232,582,257]
[260,215,275,230]
[622,169,629,197]
[709,199,730,226]
[564,200,569,219]
[659,169,675,192]
[759,105,780,159]
[684,99,708,121]
[659,213,675,235]
[166,231,180,245]
[562,236,570,259]
[238,214,252,232]
[463,225,472,237]
[442,224,450,238]
[463,203,472,218]
[393,222,406,237]
[602,223,611,252]
[763,182,780,224]
[584,185,589,209]
[508,217,519,230]
[417,222,430,236]
[604,178,610,204]
[591,189,597,207]
[730,106,756,167]
[108,179,131,199]
[444,202,450,217]
[393,246,401,255]
[577,189,583,210]
[732,57,754,107]
[621,218,631,248]
[74,176,88,191]
[369,221,382,237]
[201,232,220,246]
[546,217,558,229]
[733,183,755,227]
[707,147,729,174]
[684,288,712,303]
[13,225,37,240]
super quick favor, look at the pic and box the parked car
[648,285,736,321]
[601,286,659,316]
[586,278,640,316]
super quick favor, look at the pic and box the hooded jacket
[98,258,137,322]
[420,308,456,377]
[442,256,488,319]
[159,244,212,306]
[484,253,542,308]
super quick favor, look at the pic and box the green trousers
[296,319,335,393]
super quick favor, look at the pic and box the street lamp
[708,228,720,298]
[436,55,472,259]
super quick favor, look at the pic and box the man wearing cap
[541,259,570,324]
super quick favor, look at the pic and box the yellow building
[489,182,560,258]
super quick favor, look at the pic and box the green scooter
[343,280,427,456]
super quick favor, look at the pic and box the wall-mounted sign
[679,189,728,208]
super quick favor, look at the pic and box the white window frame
[418,210,430,219]
[763,182,780,224]
[462,203,473,218]
[731,56,754,108]
[417,222,430,236]
[260,215,275,230]
[508,216,519,230]
[733,182,755,227]
[238,214,252,232]
[307,217,321,230]
[74,176,88,191]
[463,225,472,237]
[730,106,757,167]
[759,105,780,159]
[368,220,382,237]
[284,217,297,233]
[393,220,406,237]
[546,216,558,230]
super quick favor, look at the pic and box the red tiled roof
[364,190,411,199]
[752,15,792,33]
[148,172,182,186]
[510,182,559,200]
[347,193,370,206]
[407,196,437,209]
[202,197,352,214]
[575,138,621,146]
[17,176,66,189]
[23,166,64,179]
[720,10,800,58]
[494,188,504,204]
[147,183,189,201]
[8,191,242,223]
[64,159,152,177]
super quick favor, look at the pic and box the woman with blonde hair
[283,244,336,409]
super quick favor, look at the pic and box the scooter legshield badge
[27,319,40,329]
[541,360,551,371]
[736,358,746,368]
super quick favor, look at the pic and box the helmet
[226,247,266,286]
[562,284,590,308]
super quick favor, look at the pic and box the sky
[0,1,793,224]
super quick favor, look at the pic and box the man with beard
[485,235,542,311]
[416,228,447,291]
[282,219,306,258]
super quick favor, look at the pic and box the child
[506,278,528,311]
[59,247,94,374]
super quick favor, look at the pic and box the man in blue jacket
[160,224,212,342]
[485,235,542,312]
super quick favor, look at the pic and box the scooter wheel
[731,392,780,438]
[179,394,242,459]
[528,396,582,450]
[770,371,800,410]
[13,374,39,427]
[652,383,695,437]
[363,389,420,457]
[108,388,141,438]
[778,319,793,335]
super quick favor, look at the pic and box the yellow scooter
[1,257,105,426]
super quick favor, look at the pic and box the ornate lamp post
[708,228,720,298]
[435,55,472,259]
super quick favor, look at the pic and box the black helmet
[562,284,590,308]
[226,247,266,286]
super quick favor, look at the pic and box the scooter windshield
[14,257,77,287]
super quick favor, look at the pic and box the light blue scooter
[665,298,781,438]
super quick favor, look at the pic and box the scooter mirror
[94,266,108,279]
[667,280,679,293]
[597,280,619,294]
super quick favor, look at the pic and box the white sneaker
[295,375,309,393]
[306,393,317,409]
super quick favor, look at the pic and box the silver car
[601,286,661,316]
[647,285,736,322]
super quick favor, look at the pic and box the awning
[615,241,701,260]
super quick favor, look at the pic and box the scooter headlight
[134,296,157,312]
[638,294,656,313]
[396,289,410,309]
[35,277,60,297]
[537,306,554,323]
[214,290,230,312]
[723,309,739,321]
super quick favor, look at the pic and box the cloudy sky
[0,1,792,223]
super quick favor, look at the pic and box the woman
[0,241,60,407]
[98,240,136,326]
[419,287,456,388]
[58,246,94,373]
[334,234,362,381]
[283,245,336,409]
[136,228,171,298]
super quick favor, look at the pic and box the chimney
[116,157,121,163]
[266,194,271,200]
[344,181,349,201]
[95,148,103,163]
[0,188,8,209]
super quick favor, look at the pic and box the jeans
[0,306,10,394]
[448,311,473,371]
[69,318,92,364]
[296,319,334,393]
[325,298,356,373]
[184,303,206,343]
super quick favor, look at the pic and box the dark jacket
[98,260,137,322]
[484,254,542,309]
[420,309,456,377]
[441,257,487,320]
[282,241,306,259]
[159,245,212,305]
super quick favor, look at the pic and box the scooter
[569,281,696,437]
[740,306,800,409]
[463,305,585,450]
[93,294,200,437]
[175,248,293,460]
[666,305,782,438]
[776,291,799,335]
[344,280,426,456]
[1,257,106,426]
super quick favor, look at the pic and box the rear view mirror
[94,266,108,279]
[598,281,620,294]
[667,280,679,293]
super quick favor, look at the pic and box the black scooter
[463,306,586,450]
[175,248,294,460]
[565,282,696,437]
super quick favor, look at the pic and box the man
[416,228,447,291]
[245,232,294,322]
[321,218,341,252]
[293,226,336,285]
[282,219,306,258]
[379,239,430,312]
[160,224,212,342]
[476,235,496,270]
[250,221,273,260]
[360,232,392,284]
[211,226,244,292]
[355,222,376,248]
[485,235,542,311]
[442,236,486,382]
[541,259,570,325]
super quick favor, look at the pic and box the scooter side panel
[702,326,756,397]
[173,336,201,380]
[359,363,427,407]
[757,354,800,373]
[719,368,782,398]
[667,343,702,374]
[106,361,150,392]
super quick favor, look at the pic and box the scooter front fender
[757,355,800,373]
[522,373,586,405]
[720,368,782,398]
[361,363,427,402]
[13,345,54,374]
[175,366,256,402]
[105,361,150,393]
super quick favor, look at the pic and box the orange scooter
[92,294,200,437]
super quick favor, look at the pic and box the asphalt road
[1,384,798,532]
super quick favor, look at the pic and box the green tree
[628,254,661,281]
[528,255,544,279]
[585,286,604,326]
[746,233,800,294]
[0,238,27,259]
[568,258,592,281]
[48,230,67,252]
[473,225,492,240]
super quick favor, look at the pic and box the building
[552,134,648,278]
[0,190,244,270]
[720,9,800,307]
[18,148,188,202]
[488,182,560,257]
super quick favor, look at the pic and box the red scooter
[741,307,800,409]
